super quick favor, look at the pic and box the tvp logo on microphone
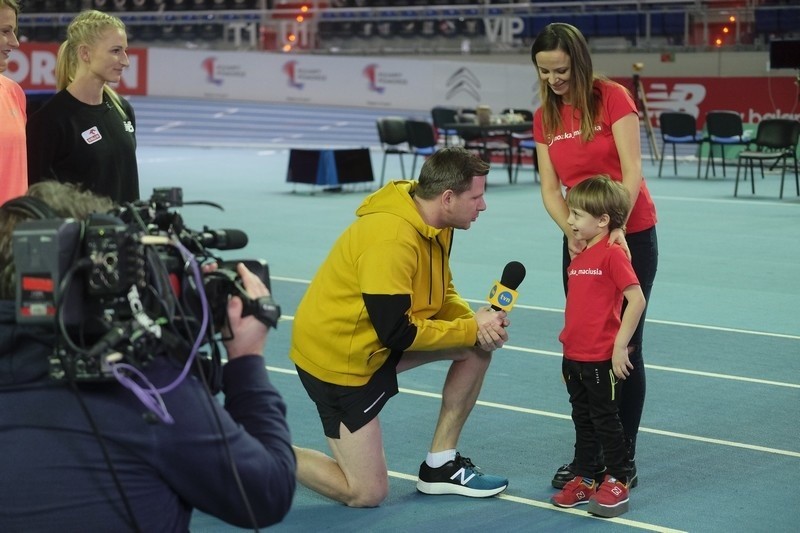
[488,281,518,312]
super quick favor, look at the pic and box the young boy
[550,175,646,518]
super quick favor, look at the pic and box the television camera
[12,187,280,386]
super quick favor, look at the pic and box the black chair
[657,111,705,178]
[735,119,800,199]
[133,24,159,42]
[514,139,538,183]
[405,119,437,178]
[159,24,178,41]
[456,114,513,183]
[431,106,460,146]
[376,117,409,186]
[178,23,198,41]
[199,23,223,41]
[704,110,752,179]
[502,107,534,181]
[130,0,152,11]
[41,0,63,11]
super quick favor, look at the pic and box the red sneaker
[550,476,596,508]
[587,475,630,517]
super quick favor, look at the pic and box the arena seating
[17,1,800,50]
[755,6,800,37]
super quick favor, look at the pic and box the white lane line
[464,300,800,341]
[503,345,800,389]
[267,365,800,459]
[154,121,184,132]
[213,108,239,118]
[388,470,687,532]
[271,278,799,341]
[275,313,799,388]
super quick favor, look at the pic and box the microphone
[488,261,526,312]
[197,228,249,250]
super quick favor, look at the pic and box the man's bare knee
[458,346,493,369]
[329,419,390,507]
[344,478,389,508]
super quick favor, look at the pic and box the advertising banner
[10,43,148,95]
[8,44,798,126]
[615,76,799,127]
[144,49,539,113]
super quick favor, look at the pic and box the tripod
[633,72,660,162]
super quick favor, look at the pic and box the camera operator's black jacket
[0,300,296,531]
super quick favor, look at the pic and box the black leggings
[562,226,658,453]
[563,358,632,480]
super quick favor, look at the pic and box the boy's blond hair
[566,175,630,231]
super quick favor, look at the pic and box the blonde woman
[27,10,139,203]
[0,0,26,204]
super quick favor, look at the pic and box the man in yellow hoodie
[291,146,511,507]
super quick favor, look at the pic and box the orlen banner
[8,42,148,95]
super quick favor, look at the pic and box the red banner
[615,76,800,127]
[8,43,148,95]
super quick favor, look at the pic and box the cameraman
[0,182,296,531]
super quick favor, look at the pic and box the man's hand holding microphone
[475,261,526,352]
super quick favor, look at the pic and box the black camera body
[12,187,279,383]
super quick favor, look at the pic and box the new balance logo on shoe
[450,467,476,485]
[416,452,508,498]
[551,476,596,508]
[587,475,630,518]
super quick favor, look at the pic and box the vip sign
[11,43,148,95]
[484,17,524,44]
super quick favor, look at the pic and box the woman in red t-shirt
[531,23,659,491]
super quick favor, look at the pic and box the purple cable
[111,237,211,424]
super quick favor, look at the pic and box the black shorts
[296,351,401,439]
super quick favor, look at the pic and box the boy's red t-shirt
[560,235,640,362]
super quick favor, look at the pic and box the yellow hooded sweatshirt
[290,180,478,387]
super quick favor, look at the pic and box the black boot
[552,460,607,489]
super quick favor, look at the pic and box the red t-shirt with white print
[534,80,657,233]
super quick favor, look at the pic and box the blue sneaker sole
[416,479,508,498]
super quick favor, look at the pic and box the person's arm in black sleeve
[215,263,295,527]
[220,355,296,526]
[359,242,478,352]
[363,293,416,350]
[160,263,295,528]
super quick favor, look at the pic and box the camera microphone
[488,261,526,312]
[197,228,248,250]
